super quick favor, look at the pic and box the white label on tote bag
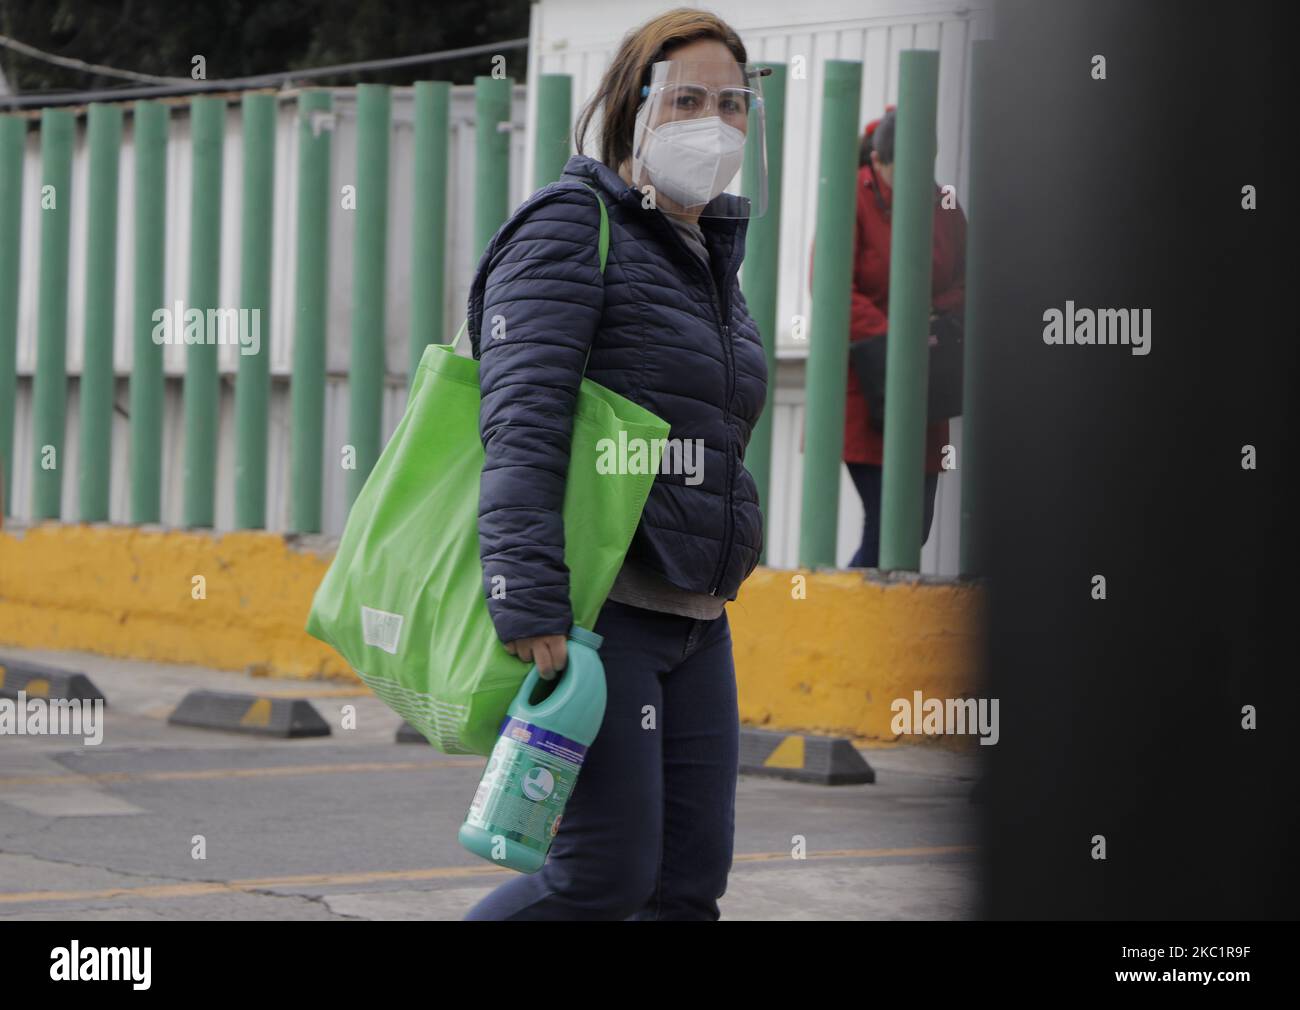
[361,606,404,654]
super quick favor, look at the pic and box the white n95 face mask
[639,116,747,210]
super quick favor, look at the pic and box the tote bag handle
[452,182,610,375]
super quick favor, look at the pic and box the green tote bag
[306,185,669,755]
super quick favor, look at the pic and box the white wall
[5,83,527,532]
[4,0,991,575]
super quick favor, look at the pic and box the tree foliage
[0,0,531,95]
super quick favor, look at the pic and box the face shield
[630,58,770,220]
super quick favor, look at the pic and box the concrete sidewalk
[0,646,982,920]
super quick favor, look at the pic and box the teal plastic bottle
[458,625,606,873]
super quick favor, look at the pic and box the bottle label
[464,716,588,857]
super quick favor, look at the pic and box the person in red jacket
[838,108,967,567]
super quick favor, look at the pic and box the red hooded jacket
[809,164,968,474]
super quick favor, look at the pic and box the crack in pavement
[0,845,203,886]
[0,848,397,919]
[296,891,371,921]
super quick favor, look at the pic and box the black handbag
[848,310,964,432]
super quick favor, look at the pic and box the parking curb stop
[168,690,331,738]
[739,727,875,785]
[0,655,106,705]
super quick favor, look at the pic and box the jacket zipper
[649,207,737,597]
[711,320,735,596]
[697,251,735,597]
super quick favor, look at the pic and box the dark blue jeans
[846,462,940,569]
[462,597,739,920]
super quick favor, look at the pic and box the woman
[844,108,966,568]
[461,8,768,920]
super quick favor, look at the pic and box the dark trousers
[463,597,739,920]
[846,462,940,569]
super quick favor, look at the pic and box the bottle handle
[513,625,602,717]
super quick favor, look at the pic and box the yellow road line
[0,758,484,788]
[0,846,977,905]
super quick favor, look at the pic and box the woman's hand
[504,635,568,680]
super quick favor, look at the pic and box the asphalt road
[0,646,981,920]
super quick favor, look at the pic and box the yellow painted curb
[728,568,984,745]
[0,525,985,741]
[0,524,350,680]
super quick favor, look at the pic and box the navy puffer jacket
[467,154,767,644]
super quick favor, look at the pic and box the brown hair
[573,8,749,172]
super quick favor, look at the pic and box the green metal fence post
[741,63,786,564]
[129,102,168,524]
[533,73,571,190]
[78,103,124,522]
[234,92,276,529]
[799,60,862,568]
[182,96,225,528]
[879,50,940,572]
[31,108,75,521]
[0,116,24,516]
[409,81,450,384]
[959,42,992,578]
[289,90,332,533]
[474,75,512,262]
[347,83,390,508]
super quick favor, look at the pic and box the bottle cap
[568,624,603,650]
